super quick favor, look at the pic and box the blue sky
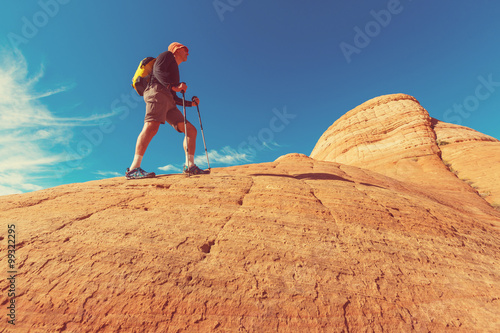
[1,0,499,195]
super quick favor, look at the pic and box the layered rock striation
[432,119,500,208]
[310,93,500,212]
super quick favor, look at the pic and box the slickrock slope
[1,153,500,332]
[432,119,500,209]
[310,93,500,213]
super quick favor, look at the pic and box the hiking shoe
[183,164,210,175]
[126,167,156,180]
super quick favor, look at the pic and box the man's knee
[179,122,197,136]
[188,123,197,136]
[144,121,160,135]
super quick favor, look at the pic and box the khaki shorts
[143,84,189,133]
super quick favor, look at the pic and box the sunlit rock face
[1,94,499,332]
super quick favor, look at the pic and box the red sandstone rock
[432,119,500,209]
[311,93,500,217]
[1,95,500,332]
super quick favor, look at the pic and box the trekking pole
[192,96,211,172]
[182,91,190,174]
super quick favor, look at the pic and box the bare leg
[130,121,160,170]
[177,121,197,167]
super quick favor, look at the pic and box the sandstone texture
[310,93,500,213]
[432,119,500,209]
[1,94,500,332]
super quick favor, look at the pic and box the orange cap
[168,42,189,54]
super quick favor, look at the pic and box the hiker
[126,42,209,179]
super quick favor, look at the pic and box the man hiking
[126,42,209,179]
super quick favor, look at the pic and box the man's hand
[172,82,187,93]
[192,96,200,106]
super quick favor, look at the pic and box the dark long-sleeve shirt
[150,50,192,107]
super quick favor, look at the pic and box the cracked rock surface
[1,94,500,332]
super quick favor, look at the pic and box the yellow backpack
[131,57,156,96]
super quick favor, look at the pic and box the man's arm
[172,92,193,107]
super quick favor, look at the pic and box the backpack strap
[146,58,155,90]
